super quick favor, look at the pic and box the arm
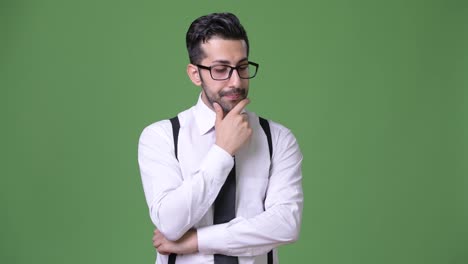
[138,121,234,241]
[197,125,303,256]
[153,229,198,255]
[138,99,252,241]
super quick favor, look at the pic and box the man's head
[186,12,249,65]
[186,13,257,114]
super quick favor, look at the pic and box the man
[138,12,303,264]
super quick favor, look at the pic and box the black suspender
[258,117,274,264]
[169,117,180,160]
[167,117,180,264]
[170,116,272,160]
[259,117,272,160]
[168,116,274,264]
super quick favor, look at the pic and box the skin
[153,229,198,255]
[152,37,253,255]
[187,36,250,115]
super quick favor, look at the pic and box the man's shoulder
[247,112,299,150]
[250,113,293,136]
[251,114,302,159]
[143,107,194,130]
[139,119,172,146]
[139,107,195,142]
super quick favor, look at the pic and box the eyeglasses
[196,61,259,81]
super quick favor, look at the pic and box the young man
[138,12,303,264]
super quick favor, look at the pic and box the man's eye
[238,65,249,71]
[213,66,229,73]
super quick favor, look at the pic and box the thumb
[213,102,224,125]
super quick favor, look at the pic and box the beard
[201,83,248,114]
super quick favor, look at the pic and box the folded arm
[138,121,234,241]
[197,126,303,256]
[151,125,303,257]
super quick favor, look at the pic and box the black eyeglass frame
[196,61,259,81]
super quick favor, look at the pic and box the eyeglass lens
[211,64,256,80]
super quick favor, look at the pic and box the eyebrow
[211,58,248,65]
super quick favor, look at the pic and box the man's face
[196,37,249,114]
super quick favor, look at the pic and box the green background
[2,0,467,263]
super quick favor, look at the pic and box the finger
[153,236,160,246]
[153,240,160,248]
[158,249,170,255]
[228,98,250,116]
[157,243,172,255]
[213,102,224,124]
[241,112,249,121]
[153,232,161,240]
[156,245,168,255]
[155,238,165,246]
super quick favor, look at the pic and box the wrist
[215,142,235,156]
[191,229,199,253]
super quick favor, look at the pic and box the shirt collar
[194,94,216,135]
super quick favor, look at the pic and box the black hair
[186,12,249,64]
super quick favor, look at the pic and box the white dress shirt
[138,95,303,264]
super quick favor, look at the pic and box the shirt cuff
[197,223,231,255]
[200,144,235,185]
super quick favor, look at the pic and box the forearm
[143,145,234,241]
[197,126,304,256]
[197,201,302,256]
[153,229,199,255]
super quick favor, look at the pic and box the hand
[214,98,253,156]
[152,229,198,255]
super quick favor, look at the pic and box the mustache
[219,88,246,97]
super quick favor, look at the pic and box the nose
[228,68,242,87]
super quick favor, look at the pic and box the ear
[187,64,202,86]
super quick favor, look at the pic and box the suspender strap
[259,117,274,264]
[169,117,180,160]
[259,117,272,159]
[168,253,176,264]
[268,251,273,264]
[168,116,180,264]
[167,116,274,264]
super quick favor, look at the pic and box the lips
[220,88,246,100]
[224,93,242,100]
